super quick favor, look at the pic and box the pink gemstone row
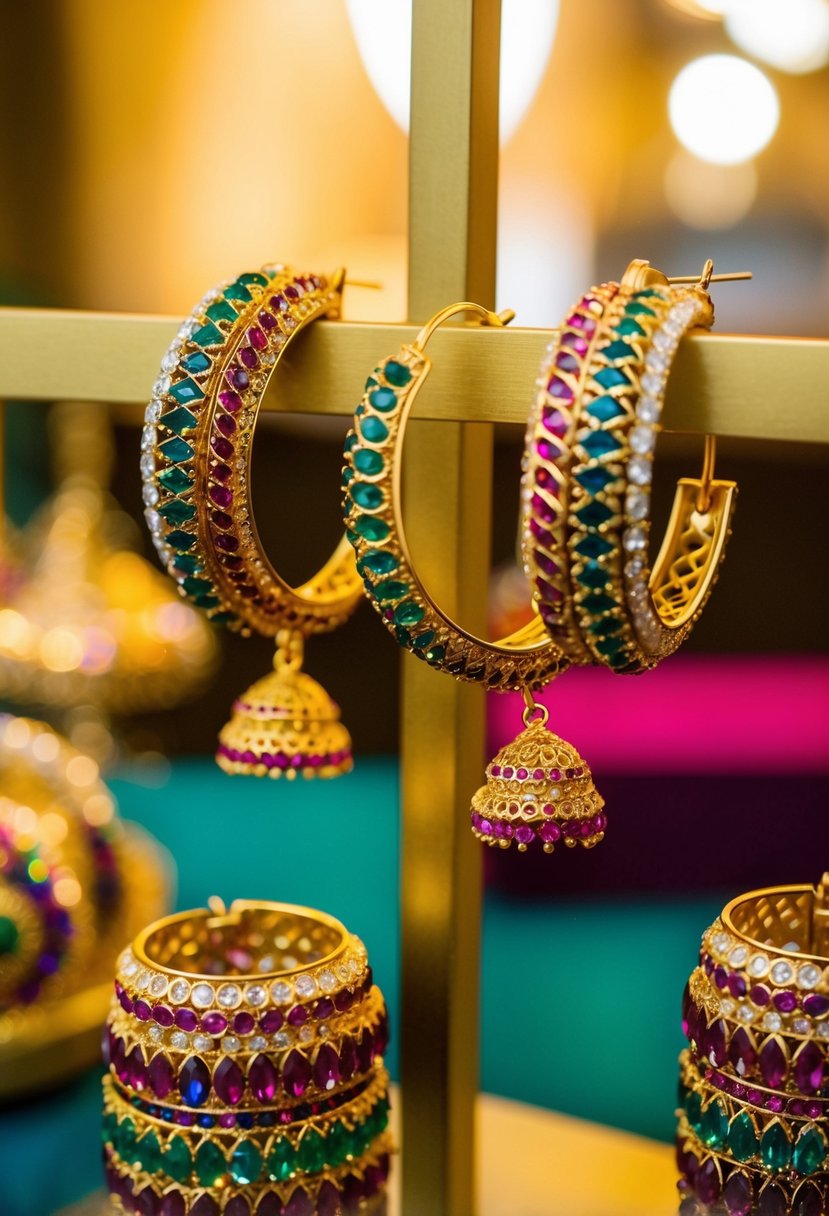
[471,810,607,847]
[216,744,352,772]
[488,763,585,781]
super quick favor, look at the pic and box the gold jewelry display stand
[1,3,829,1213]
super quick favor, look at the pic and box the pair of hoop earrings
[142,258,738,860]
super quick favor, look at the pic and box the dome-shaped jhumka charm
[216,630,353,780]
[470,695,605,854]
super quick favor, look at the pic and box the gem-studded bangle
[523,258,737,674]
[102,900,392,1216]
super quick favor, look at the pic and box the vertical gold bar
[401,3,501,1214]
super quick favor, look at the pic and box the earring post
[667,272,752,284]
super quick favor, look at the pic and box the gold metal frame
[0,2,828,1212]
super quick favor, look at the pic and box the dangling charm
[470,690,605,854]
[216,630,353,780]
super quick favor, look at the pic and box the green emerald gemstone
[163,406,198,435]
[224,280,252,303]
[578,562,609,591]
[793,1126,827,1175]
[344,431,358,452]
[238,271,269,287]
[635,288,665,299]
[396,601,425,627]
[267,1137,297,1182]
[727,1112,757,1162]
[369,387,397,412]
[685,1091,703,1133]
[158,499,196,526]
[230,1141,262,1185]
[395,625,410,646]
[353,448,384,476]
[412,629,436,650]
[181,351,210,374]
[575,467,614,494]
[586,395,626,423]
[614,317,647,338]
[195,1140,227,1186]
[425,644,445,663]
[172,553,202,574]
[700,1097,728,1149]
[158,466,193,494]
[350,482,384,510]
[595,633,625,657]
[325,1121,350,1166]
[163,1135,192,1183]
[136,1131,162,1174]
[593,367,629,390]
[588,616,623,638]
[297,1129,327,1173]
[624,301,656,318]
[353,514,390,542]
[193,594,220,610]
[359,550,397,576]
[580,592,616,613]
[761,1122,792,1172]
[360,416,389,443]
[206,299,238,325]
[158,435,194,463]
[384,360,412,386]
[210,611,236,625]
[601,340,633,362]
[0,915,19,955]
[372,579,408,602]
[575,500,613,527]
[101,1112,118,1147]
[169,377,205,406]
[365,375,379,389]
[190,321,224,347]
[166,530,197,552]
[341,469,354,488]
[580,429,621,459]
[575,534,613,559]
[117,1117,137,1163]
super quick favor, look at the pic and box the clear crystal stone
[191,983,215,1009]
[818,1022,829,1039]
[625,490,650,521]
[150,974,168,997]
[623,526,647,552]
[168,979,191,1004]
[148,1024,162,1041]
[712,931,731,954]
[637,396,660,424]
[316,968,337,994]
[121,956,138,978]
[153,376,171,397]
[762,1011,782,1031]
[653,330,673,352]
[645,350,668,374]
[258,955,275,972]
[625,556,645,579]
[170,1031,189,1050]
[770,960,794,986]
[294,974,317,999]
[250,1036,267,1051]
[748,953,769,977]
[160,351,177,373]
[793,1018,810,1035]
[222,1035,241,1053]
[298,1025,313,1043]
[627,457,652,486]
[719,998,736,1016]
[318,1024,329,1038]
[270,981,293,1006]
[145,400,162,424]
[193,1034,212,1052]
[336,963,350,982]
[274,1030,293,1048]
[630,426,655,455]
[140,453,155,479]
[244,984,267,1007]
[797,964,822,990]
[144,508,161,535]
[737,1004,754,1023]
[641,372,663,396]
[217,984,242,1009]
[136,969,152,991]
[728,945,748,967]
[142,483,159,507]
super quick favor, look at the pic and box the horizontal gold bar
[0,308,826,443]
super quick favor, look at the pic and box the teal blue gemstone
[359,550,397,576]
[181,351,210,374]
[162,406,198,435]
[344,431,358,452]
[595,633,625,656]
[210,611,236,625]
[601,340,633,362]
[614,317,646,338]
[224,280,252,303]
[169,378,205,406]
[578,562,608,591]
[395,601,425,626]
[761,1122,792,1172]
[365,375,378,389]
[341,468,354,487]
[194,594,220,609]
[425,644,445,663]
[190,321,224,347]
[586,396,625,423]
[350,482,383,510]
[182,576,213,596]
[159,436,194,463]
[353,515,390,542]
[166,530,197,552]
[412,630,436,650]
[158,499,196,525]
[353,448,384,476]
[580,429,621,458]
[593,367,629,390]
[172,553,202,574]
[158,467,193,494]
[581,592,616,613]
[793,1126,827,1175]
[700,1100,727,1149]
[238,271,268,288]
[588,616,623,638]
[360,416,389,443]
[727,1111,758,1162]
[575,467,614,494]
[635,288,665,300]
[575,534,613,559]
[624,301,656,318]
[206,299,238,325]
[384,360,412,386]
[369,387,397,412]
[575,500,613,527]
[395,625,410,646]
[610,653,635,670]
[372,579,408,602]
